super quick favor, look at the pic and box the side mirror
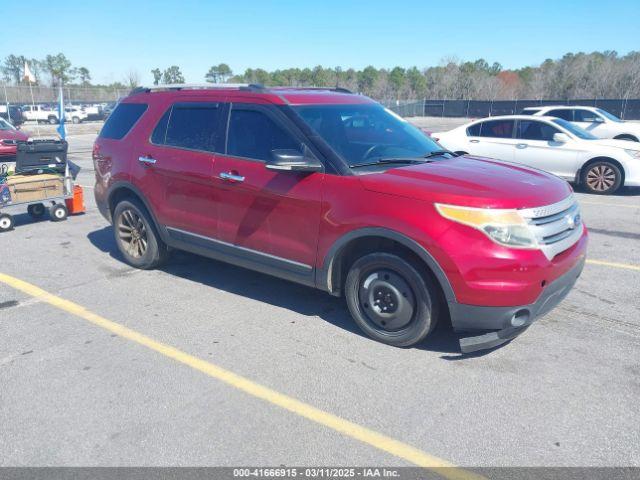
[266,149,323,172]
[553,133,570,143]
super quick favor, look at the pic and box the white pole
[28,79,41,137]
[2,83,9,123]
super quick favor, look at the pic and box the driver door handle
[470,139,480,143]
[219,172,245,183]
[138,156,157,165]
[516,143,528,149]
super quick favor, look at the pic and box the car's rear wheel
[113,199,169,269]
[72,116,80,124]
[345,253,438,347]
[48,116,57,125]
[582,161,622,194]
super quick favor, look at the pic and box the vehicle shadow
[88,226,475,356]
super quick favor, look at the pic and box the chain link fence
[383,99,640,120]
[1,85,127,105]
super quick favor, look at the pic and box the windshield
[291,104,444,167]
[0,118,16,130]
[596,108,623,123]
[552,118,598,140]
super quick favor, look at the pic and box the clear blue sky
[2,0,639,84]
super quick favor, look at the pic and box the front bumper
[448,256,586,353]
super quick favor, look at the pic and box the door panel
[466,119,517,162]
[514,120,579,178]
[131,100,225,238]
[212,104,323,268]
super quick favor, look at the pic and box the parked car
[81,103,103,120]
[522,106,640,142]
[94,85,587,353]
[0,117,29,173]
[0,105,25,126]
[21,104,59,124]
[432,115,640,194]
[64,106,88,124]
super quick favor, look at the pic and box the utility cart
[0,139,82,232]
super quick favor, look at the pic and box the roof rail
[129,83,251,95]
[270,86,353,94]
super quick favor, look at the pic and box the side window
[478,120,514,138]
[164,104,220,152]
[150,108,171,145]
[546,109,573,121]
[466,123,481,136]
[516,120,560,141]
[574,109,601,122]
[99,103,147,140]
[227,108,299,161]
[522,109,541,115]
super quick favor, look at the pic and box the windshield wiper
[422,149,454,159]
[349,158,429,168]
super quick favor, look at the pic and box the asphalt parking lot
[1,121,639,473]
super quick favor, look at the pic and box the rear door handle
[470,139,480,143]
[138,156,157,165]
[516,143,528,149]
[219,172,245,183]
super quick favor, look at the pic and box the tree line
[3,51,639,101]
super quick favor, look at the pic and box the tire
[48,116,58,125]
[581,161,623,195]
[0,213,14,232]
[345,252,439,347]
[50,204,68,222]
[27,203,46,218]
[613,134,638,142]
[72,116,80,124]
[112,199,169,269]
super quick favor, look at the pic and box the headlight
[435,203,537,248]
[624,149,640,159]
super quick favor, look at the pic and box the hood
[590,138,640,150]
[358,155,572,209]
[0,129,29,142]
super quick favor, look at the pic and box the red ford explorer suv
[93,84,587,353]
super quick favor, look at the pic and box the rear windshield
[99,103,147,140]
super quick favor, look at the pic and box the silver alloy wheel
[117,209,148,258]
[586,164,617,192]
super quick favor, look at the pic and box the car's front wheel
[113,199,169,269]
[582,161,622,194]
[345,252,439,347]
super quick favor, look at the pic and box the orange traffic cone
[65,185,86,215]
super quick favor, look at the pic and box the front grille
[519,195,583,260]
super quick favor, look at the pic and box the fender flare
[316,227,456,303]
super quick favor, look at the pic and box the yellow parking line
[579,201,639,209]
[0,272,482,480]
[586,259,640,272]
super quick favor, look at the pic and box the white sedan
[522,106,640,142]
[432,115,640,194]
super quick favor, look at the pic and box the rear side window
[546,109,573,121]
[475,120,514,138]
[467,123,481,136]
[164,104,220,151]
[227,108,299,161]
[100,103,147,140]
[516,120,560,141]
[574,109,601,122]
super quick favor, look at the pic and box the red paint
[94,88,588,311]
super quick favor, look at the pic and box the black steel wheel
[113,199,168,269]
[582,161,622,194]
[345,252,438,347]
